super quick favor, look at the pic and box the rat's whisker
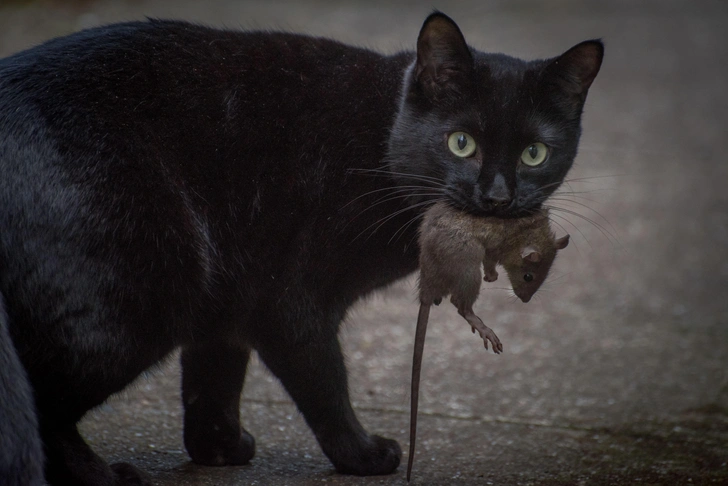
[482,286,514,292]
[507,294,521,305]
[545,272,572,285]
[532,288,553,296]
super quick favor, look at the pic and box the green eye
[447,132,477,158]
[521,142,549,166]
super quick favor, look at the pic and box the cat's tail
[0,291,44,485]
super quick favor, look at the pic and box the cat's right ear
[414,12,473,102]
[543,40,604,105]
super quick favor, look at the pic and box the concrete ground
[1,0,727,484]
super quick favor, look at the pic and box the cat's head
[386,12,603,218]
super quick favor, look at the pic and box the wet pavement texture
[1,1,727,484]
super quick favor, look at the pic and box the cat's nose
[482,173,513,208]
[483,195,512,207]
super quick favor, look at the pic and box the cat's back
[0,19,400,131]
[0,20,410,219]
[0,19,410,240]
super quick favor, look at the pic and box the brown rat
[406,201,569,481]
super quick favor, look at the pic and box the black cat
[0,11,602,485]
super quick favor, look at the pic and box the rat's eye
[447,132,477,158]
[521,142,549,166]
[523,273,534,282]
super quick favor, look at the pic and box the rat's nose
[515,291,531,303]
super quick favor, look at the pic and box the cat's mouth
[457,200,527,220]
[443,187,534,219]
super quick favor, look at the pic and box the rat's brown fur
[407,201,569,481]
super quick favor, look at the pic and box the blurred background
[1,1,726,484]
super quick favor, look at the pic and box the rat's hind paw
[461,312,503,354]
[476,327,503,354]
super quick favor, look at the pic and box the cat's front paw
[329,435,401,476]
[185,427,255,466]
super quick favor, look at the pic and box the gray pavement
[1,1,727,484]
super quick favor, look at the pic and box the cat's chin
[476,208,523,219]
[456,202,529,220]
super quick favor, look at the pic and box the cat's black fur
[0,12,602,485]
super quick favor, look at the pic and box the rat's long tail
[407,302,431,482]
[0,291,44,485]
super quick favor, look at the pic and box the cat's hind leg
[181,340,255,466]
[30,346,159,486]
[42,422,151,486]
[253,311,401,476]
[0,292,44,486]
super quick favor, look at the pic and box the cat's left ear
[543,40,604,102]
[414,12,474,101]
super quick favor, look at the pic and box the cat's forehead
[471,51,537,82]
[465,52,556,139]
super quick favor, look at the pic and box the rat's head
[502,233,569,303]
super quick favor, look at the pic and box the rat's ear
[414,11,473,101]
[555,234,570,250]
[523,251,541,263]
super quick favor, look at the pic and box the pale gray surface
[1,1,727,484]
